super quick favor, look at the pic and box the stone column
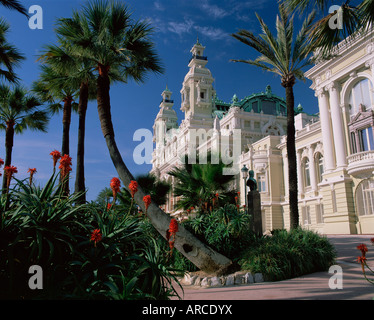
[365,58,374,83]
[308,145,318,194]
[326,81,347,168]
[282,151,289,197]
[296,149,304,196]
[315,88,335,172]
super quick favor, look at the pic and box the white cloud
[201,0,229,19]
[154,1,165,11]
[193,25,229,41]
[167,19,194,36]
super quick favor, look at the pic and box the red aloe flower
[129,180,138,198]
[167,218,179,255]
[50,150,61,168]
[4,165,17,190]
[110,177,121,200]
[143,195,151,211]
[370,238,374,244]
[27,168,37,185]
[107,203,112,210]
[59,154,72,179]
[90,229,102,247]
[357,244,368,257]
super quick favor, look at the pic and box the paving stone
[210,276,221,287]
[254,273,264,283]
[194,277,201,286]
[235,274,244,285]
[201,277,211,287]
[225,275,235,286]
[244,272,254,284]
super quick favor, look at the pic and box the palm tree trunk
[74,82,88,204]
[61,96,72,156]
[61,96,72,195]
[96,67,232,274]
[2,124,14,193]
[285,84,299,229]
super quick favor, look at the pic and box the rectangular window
[359,127,374,151]
[332,189,337,213]
[318,157,324,183]
[304,161,311,187]
[351,132,357,154]
[363,181,374,215]
[302,206,311,225]
[257,174,267,192]
[315,204,324,224]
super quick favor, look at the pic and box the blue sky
[1,0,318,201]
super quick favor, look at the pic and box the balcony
[161,99,174,104]
[347,150,374,179]
[189,55,208,63]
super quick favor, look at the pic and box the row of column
[315,81,347,173]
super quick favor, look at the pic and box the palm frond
[0,0,29,17]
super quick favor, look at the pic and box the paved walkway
[175,235,374,300]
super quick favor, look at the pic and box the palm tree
[0,85,49,193]
[38,42,97,203]
[169,154,236,213]
[135,173,171,207]
[283,0,374,55]
[0,18,25,83]
[231,5,316,229]
[56,0,232,273]
[0,0,28,17]
[32,64,78,158]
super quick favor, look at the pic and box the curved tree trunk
[61,96,72,157]
[74,82,88,204]
[2,124,14,194]
[96,68,232,274]
[285,84,299,229]
[61,96,72,195]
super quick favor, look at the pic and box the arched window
[349,78,374,116]
[303,158,311,187]
[315,153,324,183]
[356,178,374,216]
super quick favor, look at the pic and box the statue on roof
[266,85,272,95]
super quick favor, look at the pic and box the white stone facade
[151,32,374,235]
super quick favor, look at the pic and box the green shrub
[183,204,254,262]
[239,228,337,281]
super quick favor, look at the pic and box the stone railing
[347,150,374,164]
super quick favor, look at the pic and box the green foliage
[238,228,337,281]
[0,173,182,300]
[169,154,236,212]
[183,204,253,262]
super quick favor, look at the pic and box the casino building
[150,31,374,235]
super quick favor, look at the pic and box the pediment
[349,110,374,126]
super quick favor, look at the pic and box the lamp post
[241,164,249,213]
